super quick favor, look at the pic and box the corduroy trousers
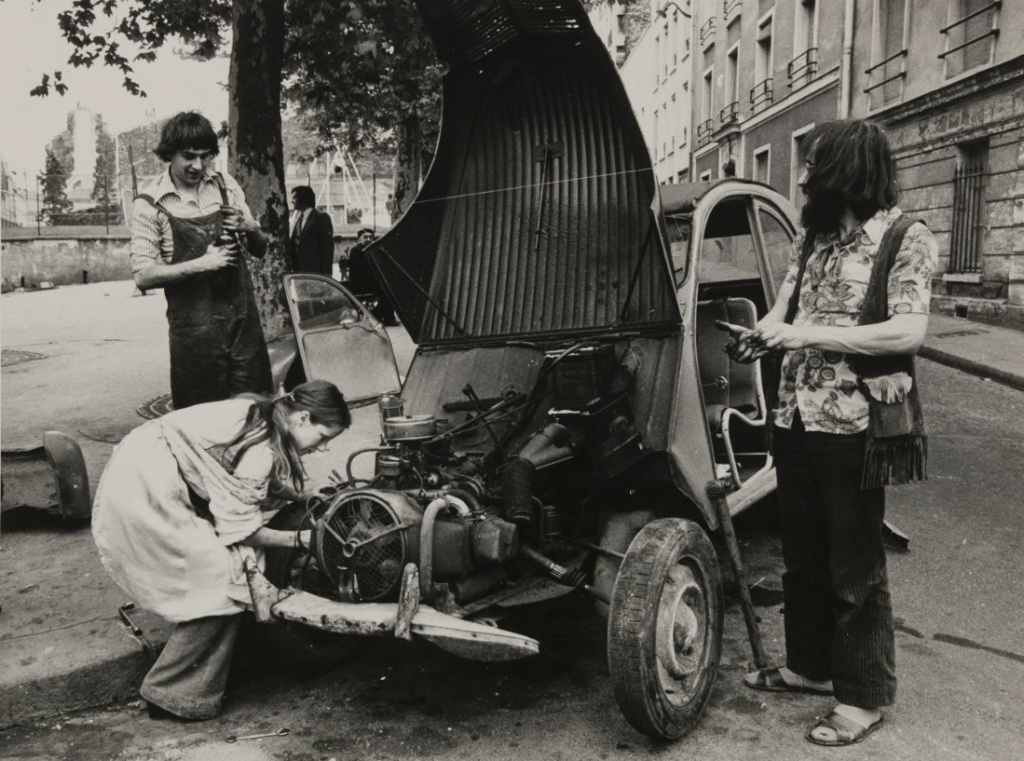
[140,614,241,719]
[774,415,896,709]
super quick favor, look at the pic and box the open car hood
[367,0,681,345]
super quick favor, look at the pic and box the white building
[591,1,695,184]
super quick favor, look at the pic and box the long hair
[801,119,900,222]
[218,381,351,493]
[154,111,220,162]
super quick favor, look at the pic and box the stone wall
[1,236,133,290]
[2,233,363,291]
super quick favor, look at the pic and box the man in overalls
[130,112,272,409]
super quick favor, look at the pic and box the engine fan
[314,490,423,601]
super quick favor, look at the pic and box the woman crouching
[92,380,351,720]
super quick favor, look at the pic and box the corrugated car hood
[367,0,680,345]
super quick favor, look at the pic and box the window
[726,45,740,109]
[663,102,669,157]
[753,145,771,184]
[758,207,795,292]
[666,213,692,284]
[671,95,677,151]
[949,140,988,274]
[700,169,713,181]
[289,277,362,330]
[755,15,773,84]
[703,67,715,123]
[663,23,670,79]
[699,198,761,284]
[656,34,662,84]
[654,109,660,159]
[790,124,815,202]
[789,0,818,88]
[866,0,908,110]
[941,0,1000,79]
[670,16,678,70]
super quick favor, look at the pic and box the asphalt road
[1,357,1022,760]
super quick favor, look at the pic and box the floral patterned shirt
[774,208,938,434]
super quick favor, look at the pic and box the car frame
[247,0,801,741]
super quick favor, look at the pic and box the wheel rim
[655,559,709,705]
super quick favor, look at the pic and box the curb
[918,346,1024,393]
[0,649,152,731]
[0,611,170,731]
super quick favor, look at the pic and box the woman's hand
[296,530,312,549]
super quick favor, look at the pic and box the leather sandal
[806,710,883,746]
[743,667,834,695]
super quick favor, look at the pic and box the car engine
[303,342,646,609]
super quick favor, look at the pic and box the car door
[283,274,402,403]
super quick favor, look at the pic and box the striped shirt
[129,169,256,274]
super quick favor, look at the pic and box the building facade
[849,1,1024,311]
[616,0,696,183]
[591,0,1024,319]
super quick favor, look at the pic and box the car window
[757,207,795,293]
[665,213,691,286]
[289,278,362,330]
[698,198,760,284]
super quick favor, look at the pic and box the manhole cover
[1,349,46,367]
[137,394,175,420]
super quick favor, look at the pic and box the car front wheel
[607,518,723,740]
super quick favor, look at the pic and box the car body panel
[365,0,680,345]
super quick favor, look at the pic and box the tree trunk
[391,113,422,222]
[229,0,289,335]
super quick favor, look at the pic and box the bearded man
[729,119,938,746]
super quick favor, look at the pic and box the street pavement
[1,279,1023,734]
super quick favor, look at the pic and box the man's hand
[717,320,769,364]
[751,321,809,352]
[220,204,258,234]
[202,243,239,271]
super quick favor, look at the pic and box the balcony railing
[863,50,907,94]
[787,47,818,87]
[724,0,742,22]
[750,78,773,111]
[719,101,739,125]
[696,119,714,148]
[699,17,716,46]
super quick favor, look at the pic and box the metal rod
[938,28,999,59]
[707,481,770,668]
[940,0,1000,33]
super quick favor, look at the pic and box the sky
[0,1,230,183]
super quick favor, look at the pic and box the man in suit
[346,227,398,326]
[290,185,335,276]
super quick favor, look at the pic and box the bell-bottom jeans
[774,415,896,709]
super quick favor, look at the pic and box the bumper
[244,558,539,662]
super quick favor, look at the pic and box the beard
[799,182,847,236]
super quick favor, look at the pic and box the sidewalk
[2,282,1023,729]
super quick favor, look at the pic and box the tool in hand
[225,728,290,743]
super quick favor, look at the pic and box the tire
[263,501,367,669]
[607,518,723,740]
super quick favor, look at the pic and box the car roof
[659,178,789,216]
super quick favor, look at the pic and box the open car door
[282,274,402,403]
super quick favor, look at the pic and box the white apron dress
[92,399,275,622]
